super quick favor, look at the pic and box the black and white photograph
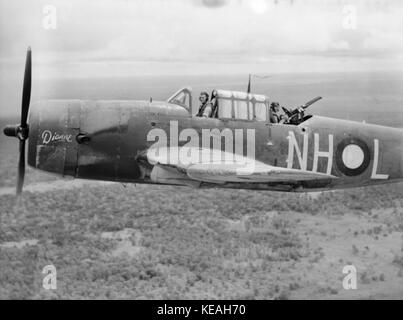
[1,0,403,303]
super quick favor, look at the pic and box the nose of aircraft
[27,100,81,177]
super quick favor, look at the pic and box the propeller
[3,47,32,196]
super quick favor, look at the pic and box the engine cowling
[28,100,81,177]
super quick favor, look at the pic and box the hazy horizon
[1,70,403,129]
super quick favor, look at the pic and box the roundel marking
[342,144,364,169]
[336,137,370,176]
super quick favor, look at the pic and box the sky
[1,0,403,79]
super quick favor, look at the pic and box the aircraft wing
[147,147,337,184]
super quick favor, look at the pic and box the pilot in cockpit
[196,91,214,117]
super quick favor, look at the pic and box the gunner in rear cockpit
[270,102,288,124]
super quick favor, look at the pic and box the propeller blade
[21,47,32,128]
[17,139,26,195]
[2,47,32,196]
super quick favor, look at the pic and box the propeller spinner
[3,47,32,196]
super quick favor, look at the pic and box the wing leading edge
[147,147,337,184]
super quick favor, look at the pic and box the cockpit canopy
[167,87,192,111]
[167,87,316,125]
[214,90,269,121]
[167,87,271,122]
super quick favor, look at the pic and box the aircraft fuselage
[27,99,403,192]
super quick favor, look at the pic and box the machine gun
[282,96,322,125]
